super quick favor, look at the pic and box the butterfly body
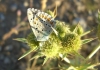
[27,8,56,41]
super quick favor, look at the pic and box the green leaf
[81,30,91,37]
[82,38,96,45]
[74,51,85,60]
[18,48,36,60]
[78,64,92,70]
[13,38,27,43]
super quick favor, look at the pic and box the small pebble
[4,45,13,51]
[0,54,4,60]
[10,3,17,12]
[0,46,2,51]
[0,13,5,22]
[4,57,11,64]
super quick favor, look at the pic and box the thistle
[55,21,70,38]
[14,9,95,69]
[60,32,82,55]
[41,38,60,58]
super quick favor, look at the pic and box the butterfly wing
[27,8,56,41]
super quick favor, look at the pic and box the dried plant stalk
[40,0,47,10]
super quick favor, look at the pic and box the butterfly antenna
[53,4,57,18]
[51,27,58,36]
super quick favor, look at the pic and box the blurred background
[0,0,100,70]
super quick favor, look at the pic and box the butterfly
[27,8,56,41]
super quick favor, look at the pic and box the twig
[40,0,47,11]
